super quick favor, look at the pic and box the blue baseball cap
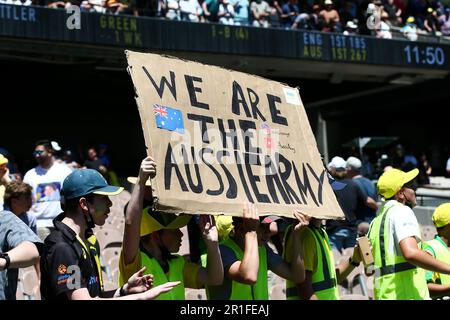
[62,169,124,200]
[327,172,347,191]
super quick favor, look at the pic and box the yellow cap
[140,208,191,236]
[215,216,234,239]
[377,168,419,199]
[127,176,152,187]
[406,16,415,24]
[0,154,8,166]
[432,203,450,228]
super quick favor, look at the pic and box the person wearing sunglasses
[368,168,450,300]
[23,140,72,241]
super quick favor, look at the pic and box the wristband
[119,284,126,296]
[0,253,10,270]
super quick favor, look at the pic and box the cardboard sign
[126,51,344,220]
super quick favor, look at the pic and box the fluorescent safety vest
[283,225,339,300]
[220,237,269,300]
[422,236,450,285]
[140,252,186,300]
[368,201,430,300]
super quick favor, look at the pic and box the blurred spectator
[402,16,419,40]
[439,7,450,36]
[218,0,235,24]
[377,14,393,38]
[165,0,181,19]
[0,210,42,300]
[292,3,322,29]
[326,156,364,252]
[180,0,202,22]
[3,181,36,234]
[23,140,72,240]
[229,0,249,25]
[61,150,81,171]
[424,7,440,35]
[202,0,220,22]
[343,19,358,34]
[84,147,109,179]
[383,0,402,26]
[250,0,272,27]
[105,0,130,14]
[417,152,432,185]
[320,0,341,32]
[346,156,378,235]
[281,0,299,29]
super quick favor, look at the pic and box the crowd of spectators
[2,0,450,40]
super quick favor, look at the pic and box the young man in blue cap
[40,169,179,300]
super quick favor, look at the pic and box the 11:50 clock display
[404,45,446,65]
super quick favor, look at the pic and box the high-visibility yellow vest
[284,225,339,300]
[139,252,186,300]
[422,236,450,286]
[220,237,268,300]
[368,201,430,300]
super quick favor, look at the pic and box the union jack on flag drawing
[153,104,168,118]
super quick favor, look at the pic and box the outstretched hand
[126,267,153,295]
[139,281,181,300]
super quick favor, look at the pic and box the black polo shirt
[40,213,102,300]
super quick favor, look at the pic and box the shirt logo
[58,264,67,274]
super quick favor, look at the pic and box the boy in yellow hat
[368,169,450,300]
[119,156,223,300]
[422,203,450,299]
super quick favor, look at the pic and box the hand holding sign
[199,215,219,243]
[139,156,157,181]
[242,202,260,233]
[293,209,311,232]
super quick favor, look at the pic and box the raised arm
[228,203,260,284]
[195,215,224,286]
[271,211,310,284]
[122,156,156,265]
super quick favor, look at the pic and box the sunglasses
[403,181,418,191]
[33,150,45,156]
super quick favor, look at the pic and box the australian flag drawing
[153,104,185,134]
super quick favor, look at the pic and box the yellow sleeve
[299,229,317,273]
[118,249,142,286]
[183,261,201,289]
[284,227,317,273]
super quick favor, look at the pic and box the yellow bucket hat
[0,154,8,166]
[432,203,450,228]
[377,168,419,199]
[140,207,191,237]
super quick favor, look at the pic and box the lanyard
[75,235,104,291]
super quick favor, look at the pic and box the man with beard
[24,140,72,240]
[368,168,450,300]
